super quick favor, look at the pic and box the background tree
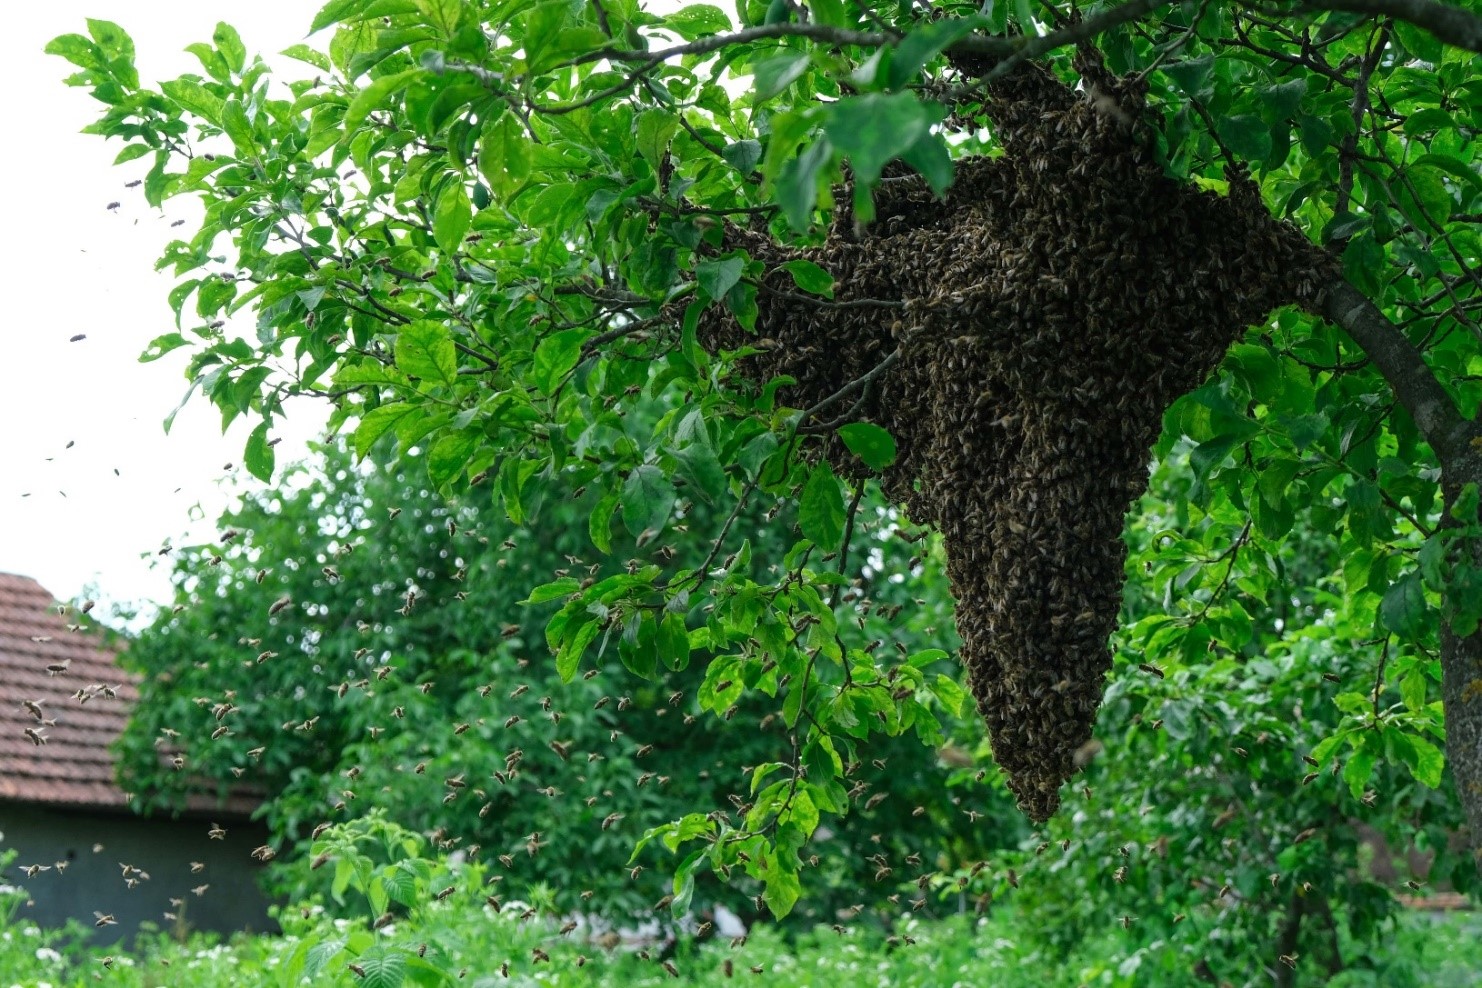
[120,438,1018,923]
[946,441,1472,985]
[49,0,1482,933]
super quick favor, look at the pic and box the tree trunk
[1324,281,1482,873]
[1308,893,1346,978]
[1441,456,1482,873]
[1273,891,1305,988]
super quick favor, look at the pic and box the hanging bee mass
[694,50,1339,820]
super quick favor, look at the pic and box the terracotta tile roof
[0,572,259,818]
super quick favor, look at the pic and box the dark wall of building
[0,803,277,944]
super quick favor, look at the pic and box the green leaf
[312,0,366,32]
[212,22,246,74]
[1298,113,1334,156]
[837,422,897,469]
[723,139,763,175]
[1343,745,1378,800]
[762,863,801,919]
[657,611,691,671]
[1412,153,1482,196]
[394,321,457,388]
[244,421,275,483]
[477,112,532,194]
[620,623,658,679]
[1398,164,1453,226]
[160,79,224,127]
[427,428,479,489]
[1323,211,1371,242]
[86,18,134,62]
[112,144,151,165]
[221,98,255,155]
[1403,107,1456,136]
[1379,573,1428,641]
[1258,79,1308,121]
[663,4,731,38]
[824,92,933,184]
[1407,734,1445,788]
[304,935,347,980]
[1400,668,1428,712]
[140,332,191,363]
[635,109,679,165]
[1309,732,1348,766]
[531,329,587,395]
[1217,115,1273,163]
[933,673,967,717]
[281,44,332,71]
[798,463,846,550]
[353,403,417,458]
[186,41,231,83]
[1163,56,1215,99]
[45,33,103,71]
[888,18,981,90]
[675,441,728,505]
[775,259,835,298]
[589,489,618,553]
[557,615,601,682]
[344,69,421,131]
[696,256,745,301]
[1395,18,1444,62]
[752,51,811,102]
[808,0,847,28]
[523,577,582,605]
[355,946,408,988]
[433,180,472,254]
[776,138,833,230]
[901,132,954,195]
[622,464,673,537]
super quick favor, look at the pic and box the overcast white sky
[2,2,328,616]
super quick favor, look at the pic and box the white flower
[35,946,63,963]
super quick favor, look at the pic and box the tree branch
[570,0,1169,74]
[1298,0,1482,54]
[1322,278,1471,461]
[969,0,1168,67]
[566,23,896,68]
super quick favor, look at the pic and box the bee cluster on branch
[697,48,1340,820]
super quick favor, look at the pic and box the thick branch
[1299,0,1482,54]
[571,0,1168,72]
[567,23,894,67]
[1322,278,1470,461]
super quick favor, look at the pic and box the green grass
[2,904,1478,988]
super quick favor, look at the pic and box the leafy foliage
[3,822,1481,987]
[48,0,1482,973]
[117,440,1016,923]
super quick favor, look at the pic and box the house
[0,572,274,943]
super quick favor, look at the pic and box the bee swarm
[695,52,1338,820]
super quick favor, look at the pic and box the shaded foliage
[119,440,1020,922]
[44,0,1482,981]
